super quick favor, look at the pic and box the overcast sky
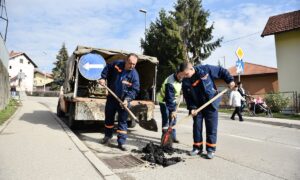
[5,0,300,72]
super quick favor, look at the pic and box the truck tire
[56,102,65,117]
[127,119,136,128]
[68,103,75,128]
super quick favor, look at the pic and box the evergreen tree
[141,0,222,89]
[172,0,222,64]
[51,43,68,90]
[141,10,185,89]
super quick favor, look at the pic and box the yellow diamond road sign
[236,47,244,60]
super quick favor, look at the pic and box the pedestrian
[10,84,17,98]
[181,62,235,159]
[229,85,245,122]
[98,53,140,151]
[157,63,187,143]
[237,82,246,112]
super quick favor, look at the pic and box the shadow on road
[19,111,61,130]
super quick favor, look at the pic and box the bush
[265,93,290,113]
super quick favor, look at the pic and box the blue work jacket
[182,65,233,110]
[101,60,140,101]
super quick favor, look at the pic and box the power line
[222,31,261,44]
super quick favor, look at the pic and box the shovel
[161,95,182,147]
[102,84,158,132]
[161,88,229,147]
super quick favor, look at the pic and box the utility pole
[139,9,147,41]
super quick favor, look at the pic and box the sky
[4,0,300,72]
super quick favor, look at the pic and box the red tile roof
[9,51,38,68]
[261,10,300,37]
[34,69,53,78]
[228,62,277,76]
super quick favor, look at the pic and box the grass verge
[0,99,20,125]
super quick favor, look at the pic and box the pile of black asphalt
[132,141,187,167]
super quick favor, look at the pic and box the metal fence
[220,90,299,113]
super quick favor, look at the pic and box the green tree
[51,43,68,90]
[172,0,222,63]
[141,0,222,89]
[141,10,185,89]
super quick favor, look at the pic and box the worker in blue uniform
[181,62,234,159]
[98,53,140,151]
[157,64,187,143]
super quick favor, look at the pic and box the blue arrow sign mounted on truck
[78,53,106,80]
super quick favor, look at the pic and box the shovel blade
[161,127,173,147]
[138,118,158,132]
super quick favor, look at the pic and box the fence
[220,90,299,113]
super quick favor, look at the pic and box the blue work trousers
[159,102,177,140]
[192,106,218,152]
[104,96,128,145]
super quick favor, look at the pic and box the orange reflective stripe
[122,80,132,86]
[193,142,203,146]
[117,130,127,134]
[114,65,122,73]
[206,142,216,147]
[192,80,200,87]
[105,125,114,128]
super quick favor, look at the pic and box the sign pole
[235,47,244,83]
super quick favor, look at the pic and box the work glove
[120,99,129,108]
[98,79,106,86]
[170,111,177,120]
[190,109,197,117]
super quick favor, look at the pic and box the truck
[56,46,158,130]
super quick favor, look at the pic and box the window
[20,59,23,63]
[9,66,12,69]
[28,61,31,65]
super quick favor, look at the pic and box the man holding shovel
[182,62,234,159]
[98,53,140,151]
[157,63,187,143]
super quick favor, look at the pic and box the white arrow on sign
[83,62,104,70]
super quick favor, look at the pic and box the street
[30,96,300,180]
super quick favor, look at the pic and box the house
[261,10,300,94]
[8,51,38,92]
[0,33,9,110]
[34,69,54,91]
[215,62,278,95]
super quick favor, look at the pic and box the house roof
[228,62,278,76]
[261,10,300,37]
[9,51,38,68]
[34,69,53,78]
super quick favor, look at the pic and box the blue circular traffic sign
[78,53,106,80]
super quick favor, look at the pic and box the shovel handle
[174,88,229,128]
[102,84,138,121]
[194,88,228,114]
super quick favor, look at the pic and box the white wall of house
[8,55,35,92]
[275,30,300,93]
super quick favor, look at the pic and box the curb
[175,107,300,130]
[219,113,300,130]
[40,103,120,180]
[0,103,22,134]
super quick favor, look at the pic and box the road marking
[180,124,300,150]
[221,134,263,142]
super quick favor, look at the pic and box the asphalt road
[34,96,300,180]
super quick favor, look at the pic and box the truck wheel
[127,119,136,128]
[57,102,65,117]
[68,103,75,128]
